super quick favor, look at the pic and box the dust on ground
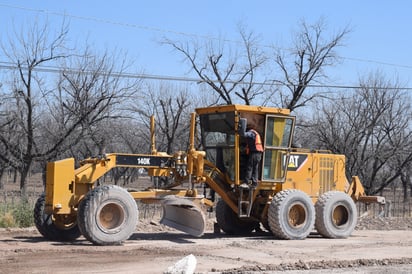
[1,216,412,274]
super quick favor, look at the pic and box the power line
[1,61,412,91]
[0,3,206,39]
[343,56,412,69]
[1,3,412,71]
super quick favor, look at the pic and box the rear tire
[315,191,357,238]
[34,193,80,241]
[77,185,138,245]
[215,199,257,235]
[268,189,315,240]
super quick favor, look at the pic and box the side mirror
[238,118,247,136]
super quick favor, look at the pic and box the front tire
[315,191,357,238]
[34,193,80,241]
[268,189,315,240]
[77,185,138,245]
[215,199,257,235]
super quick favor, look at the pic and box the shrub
[0,212,16,227]
[13,199,34,227]
[0,199,34,228]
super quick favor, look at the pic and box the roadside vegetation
[0,199,33,228]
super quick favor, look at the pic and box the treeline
[0,18,411,202]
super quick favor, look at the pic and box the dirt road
[1,221,412,274]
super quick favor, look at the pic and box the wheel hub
[99,203,125,230]
[332,205,349,227]
[288,203,307,228]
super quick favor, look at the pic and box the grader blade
[160,196,206,237]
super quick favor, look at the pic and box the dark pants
[245,152,262,185]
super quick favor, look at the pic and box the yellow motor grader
[34,104,385,245]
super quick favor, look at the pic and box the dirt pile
[220,258,412,273]
[356,216,412,230]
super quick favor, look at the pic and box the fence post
[385,200,392,217]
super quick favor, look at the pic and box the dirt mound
[356,216,412,230]
[221,258,412,273]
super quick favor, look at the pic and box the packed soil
[0,216,412,274]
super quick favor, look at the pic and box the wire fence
[1,192,410,223]
[0,173,411,220]
[380,187,412,217]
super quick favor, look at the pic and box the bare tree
[0,20,140,194]
[104,119,145,186]
[304,71,412,196]
[54,47,141,159]
[133,83,192,154]
[400,164,412,203]
[271,18,350,111]
[165,19,349,109]
[164,25,267,105]
[0,20,70,194]
[0,105,13,189]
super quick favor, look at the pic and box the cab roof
[195,104,291,116]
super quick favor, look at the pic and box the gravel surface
[1,216,411,274]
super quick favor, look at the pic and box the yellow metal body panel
[130,189,188,199]
[283,151,347,201]
[75,154,116,184]
[45,158,75,215]
[147,168,171,177]
[47,153,178,214]
[347,176,366,199]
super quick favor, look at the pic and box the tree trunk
[0,169,4,189]
[20,166,30,197]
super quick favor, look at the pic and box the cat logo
[285,154,308,171]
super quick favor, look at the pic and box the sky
[0,0,411,89]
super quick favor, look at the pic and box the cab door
[262,115,295,182]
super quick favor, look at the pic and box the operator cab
[196,105,295,187]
